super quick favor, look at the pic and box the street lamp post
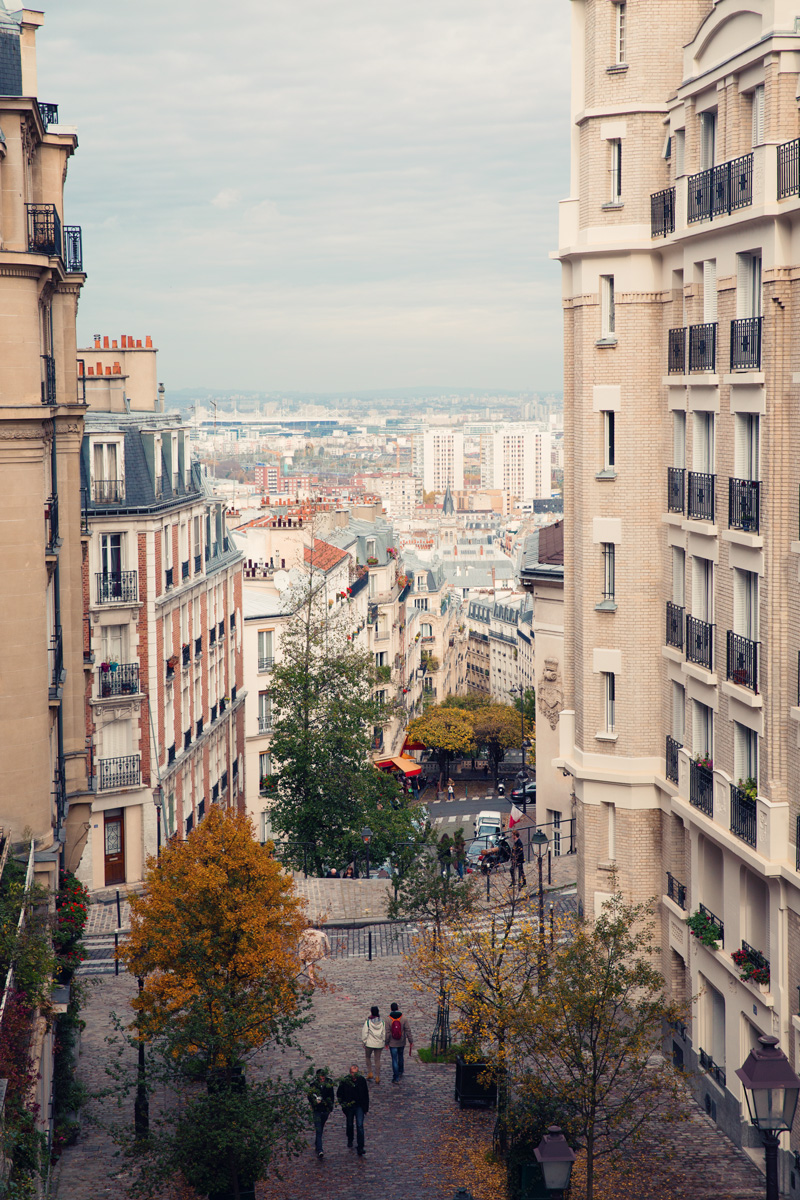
[530,827,549,985]
[533,1125,576,1198]
[736,1035,800,1200]
[361,826,373,880]
[152,785,163,858]
[511,685,529,813]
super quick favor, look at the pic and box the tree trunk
[585,1127,594,1200]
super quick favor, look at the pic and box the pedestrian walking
[453,829,466,879]
[308,1069,334,1159]
[447,777,455,801]
[385,1001,414,1083]
[437,833,452,879]
[361,1005,385,1082]
[511,830,526,888]
[337,1063,370,1156]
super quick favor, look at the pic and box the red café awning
[402,736,426,752]
[375,755,422,777]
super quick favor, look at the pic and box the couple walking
[361,1001,414,1084]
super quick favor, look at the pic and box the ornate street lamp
[533,1125,576,1197]
[736,1035,800,1200]
[510,684,530,812]
[152,784,164,857]
[531,828,549,985]
[361,826,373,880]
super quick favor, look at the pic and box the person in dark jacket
[511,830,526,888]
[308,1069,335,1159]
[337,1063,370,1156]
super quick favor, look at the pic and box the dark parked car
[510,780,537,804]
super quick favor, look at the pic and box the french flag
[508,805,524,828]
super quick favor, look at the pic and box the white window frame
[751,84,765,147]
[603,410,615,470]
[700,111,716,171]
[600,275,615,337]
[615,1,626,65]
[603,672,616,733]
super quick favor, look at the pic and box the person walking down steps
[361,1005,385,1083]
[337,1064,370,1157]
[385,1001,414,1083]
[308,1069,335,1160]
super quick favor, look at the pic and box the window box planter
[454,1055,496,1110]
[686,908,722,950]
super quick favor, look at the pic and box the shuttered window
[703,260,717,322]
[752,84,765,147]
[700,111,716,170]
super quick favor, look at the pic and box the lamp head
[736,1035,800,1134]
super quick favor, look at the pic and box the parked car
[465,834,498,873]
[474,810,502,839]
[510,780,537,804]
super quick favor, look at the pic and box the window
[259,751,271,780]
[163,524,172,568]
[701,978,726,1072]
[672,681,685,743]
[421,623,433,638]
[693,700,713,760]
[734,722,758,787]
[603,411,615,470]
[615,1,626,64]
[692,556,714,623]
[737,252,762,318]
[674,129,685,177]
[751,84,764,147]
[100,624,125,665]
[600,275,615,337]
[375,651,388,668]
[100,532,122,577]
[92,441,122,500]
[693,412,715,474]
[414,597,429,611]
[365,538,376,559]
[733,568,758,641]
[673,411,686,469]
[672,546,685,607]
[603,801,616,859]
[258,692,272,733]
[258,630,273,670]
[602,543,615,600]
[609,139,622,201]
[703,260,717,322]
[700,111,716,171]
[735,414,760,481]
[603,672,616,733]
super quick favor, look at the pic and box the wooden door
[104,809,125,886]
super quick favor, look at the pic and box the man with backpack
[385,1001,414,1083]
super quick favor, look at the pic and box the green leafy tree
[443,693,492,712]
[512,687,536,727]
[406,703,475,783]
[472,703,527,784]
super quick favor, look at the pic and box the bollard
[368,931,373,962]
[116,889,122,928]
[114,931,119,976]
[548,850,552,886]
[549,903,555,948]
[486,869,490,901]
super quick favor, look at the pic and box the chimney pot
[94,336,100,349]
[105,366,112,376]
[87,366,94,375]
[136,339,142,347]
[113,361,121,375]
[111,340,118,349]
[96,362,103,374]
[145,336,152,348]
[103,336,109,349]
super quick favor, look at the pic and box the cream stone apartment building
[556,0,800,1177]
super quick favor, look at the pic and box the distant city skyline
[38,0,570,394]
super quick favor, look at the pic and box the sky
[35,1,572,394]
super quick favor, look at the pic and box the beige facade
[558,0,800,1174]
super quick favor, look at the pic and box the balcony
[687,153,752,223]
[63,225,83,272]
[182,560,190,581]
[221,770,228,793]
[220,698,227,715]
[96,571,138,605]
[209,628,217,647]
[736,941,770,987]
[41,353,56,405]
[198,799,205,821]
[218,620,225,640]
[667,327,686,374]
[730,316,762,370]
[258,657,274,672]
[728,477,760,533]
[99,663,139,697]
[258,715,272,734]
[27,203,61,256]
[650,186,675,237]
[211,703,217,723]
[778,137,800,199]
[37,101,58,126]
[168,743,176,765]
[195,636,202,657]
[184,728,191,751]
[687,471,715,521]
[689,759,714,816]
[92,479,125,505]
[165,567,174,589]
[727,630,758,693]
[666,602,684,650]
[196,718,203,738]
[45,493,59,555]
[699,1049,726,1088]
[99,754,140,791]
[730,783,757,847]
[166,656,176,683]
[688,322,716,372]
[666,735,682,785]
[666,871,687,910]
[686,615,713,670]
[194,553,202,574]
[667,467,685,513]
[699,902,724,945]
[182,644,191,668]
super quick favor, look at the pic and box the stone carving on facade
[538,658,563,730]
[95,701,140,725]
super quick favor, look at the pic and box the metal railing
[96,570,138,604]
[165,567,173,589]
[667,466,685,513]
[668,327,686,374]
[740,940,769,979]
[686,615,713,670]
[727,630,758,693]
[37,101,58,126]
[99,754,141,790]
[666,602,684,650]
[63,225,83,272]
[195,636,202,656]
[194,553,202,574]
[167,743,176,765]
[99,663,139,697]
[41,353,56,405]
[699,1049,726,1088]
[690,760,714,816]
[184,728,191,751]
[92,479,124,504]
[687,153,753,223]
[730,316,762,370]
[49,624,63,698]
[258,656,274,672]
[651,186,675,237]
[666,735,682,784]
[729,477,760,532]
[666,871,687,909]
[181,560,189,581]
[182,644,191,668]
[778,137,800,199]
[699,902,724,944]
[730,784,757,846]
[688,322,716,372]
[196,718,203,738]
[27,203,61,256]
[258,715,272,734]
[45,493,58,554]
[687,471,715,521]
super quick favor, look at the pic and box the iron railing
[182,644,190,668]
[41,353,56,405]
[181,560,189,581]
[63,225,83,272]
[688,322,716,372]
[165,567,173,589]
[668,327,686,374]
[730,316,762,370]
[699,1049,726,1088]
[258,657,274,672]
[666,871,687,909]
[99,663,139,697]
[99,754,140,790]
[195,636,202,656]
[666,602,684,650]
[686,615,713,669]
[27,203,61,256]
[778,137,800,199]
[96,571,138,604]
[727,630,758,693]
[49,624,63,698]
[690,760,714,816]
[258,715,272,734]
[45,493,58,554]
[167,744,176,765]
[184,728,191,751]
[700,902,724,943]
[651,186,675,237]
[667,466,685,513]
[92,479,124,504]
[687,153,753,223]
[729,478,760,533]
[740,940,769,980]
[37,101,58,126]
[194,553,202,574]
[730,783,757,846]
[666,735,682,784]
[687,471,715,521]
[196,718,203,738]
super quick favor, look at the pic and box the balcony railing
[258,715,272,734]
[63,225,83,272]
[666,735,682,785]
[699,1049,726,1088]
[686,615,713,669]
[37,101,58,126]
[730,783,757,847]
[99,754,140,791]
[727,630,758,693]
[687,153,753,223]
[740,940,770,983]
[45,493,59,554]
[700,902,724,944]
[666,602,684,650]
[666,871,687,909]
[258,657,274,672]
[96,571,138,604]
[729,478,760,533]
[219,698,226,716]
[27,203,61,256]
[165,567,174,589]
[668,327,686,374]
[99,663,139,697]
[687,471,715,521]
[688,322,716,372]
[92,479,124,504]
[690,760,714,816]
[196,718,203,738]
[194,553,202,574]
[184,728,191,751]
[182,644,191,668]
[168,744,176,765]
[41,353,56,405]
[182,560,190,581]
[667,466,685,513]
[730,316,762,370]
[195,636,202,656]
[778,137,800,200]
[650,186,675,237]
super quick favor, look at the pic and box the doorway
[104,809,125,886]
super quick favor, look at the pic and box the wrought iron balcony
[63,225,83,272]
[666,735,682,785]
[99,754,140,790]
[729,477,760,532]
[96,571,138,604]
[687,471,715,521]
[687,153,753,223]
[700,902,724,944]
[651,186,675,237]
[699,1049,726,1088]
[27,203,61,256]
[739,940,769,983]
[730,783,757,846]
[209,627,216,647]
[92,479,124,504]
[195,636,202,656]
[688,322,716,372]
[690,760,714,816]
[727,630,758,693]
[666,603,684,650]
[668,327,686,374]
[49,624,64,698]
[194,553,202,574]
[181,560,189,581]
[778,137,800,200]
[211,703,217,723]
[258,715,272,734]
[168,743,176,765]
[221,770,228,793]
[37,101,58,126]
[218,620,225,640]
[99,663,139,697]
[686,615,713,670]
[165,567,174,589]
[212,781,220,803]
[45,493,59,555]
[667,466,685,513]
[666,871,687,909]
[730,316,762,370]
[184,728,191,751]
[41,353,56,405]
[182,644,191,668]
[196,717,203,738]
[258,656,274,672]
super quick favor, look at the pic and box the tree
[443,693,491,712]
[406,703,475,783]
[512,686,536,727]
[512,889,684,1200]
[472,703,527,784]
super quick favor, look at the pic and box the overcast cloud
[36,1,571,394]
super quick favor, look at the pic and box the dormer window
[366,538,377,560]
[92,440,124,503]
